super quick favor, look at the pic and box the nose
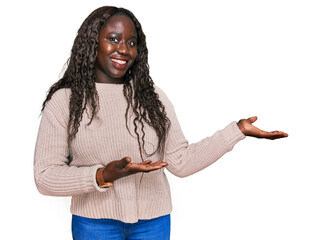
[117,41,128,55]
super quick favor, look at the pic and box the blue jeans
[72,214,170,240]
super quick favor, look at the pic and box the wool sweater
[34,82,245,223]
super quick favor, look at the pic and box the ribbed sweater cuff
[90,165,110,193]
[222,121,246,149]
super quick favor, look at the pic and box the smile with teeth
[111,58,128,65]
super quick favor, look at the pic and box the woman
[34,6,288,240]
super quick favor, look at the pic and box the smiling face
[95,14,138,84]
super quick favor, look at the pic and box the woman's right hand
[101,157,168,182]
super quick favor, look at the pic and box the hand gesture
[102,157,168,182]
[237,116,288,140]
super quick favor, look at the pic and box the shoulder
[44,88,71,117]
[154,85,175,116]
[154,85,173,106]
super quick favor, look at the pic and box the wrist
[237,121,246,136]
[96,168,113,188]
[101,167,115,182]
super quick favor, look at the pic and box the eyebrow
[108,32,137,39]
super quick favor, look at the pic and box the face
[95,14,138,84]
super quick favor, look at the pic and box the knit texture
[34,83,245,223]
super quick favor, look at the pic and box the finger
[152,160,163,164]
[151,160,168,166]
[131,163,166,172]
[141,160,152,165]
[247,116,258,124]
[124,164,147,174]
[143,164,166,171]
[271,131,289,139]
[116,157,131,168]
[263,131,289,140]
[272,131,288,136]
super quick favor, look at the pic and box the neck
[95,68,123,84]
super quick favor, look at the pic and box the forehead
[100,14,137,36]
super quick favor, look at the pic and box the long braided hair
[42,6,171,160]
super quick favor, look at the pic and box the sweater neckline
[95,82,124,91]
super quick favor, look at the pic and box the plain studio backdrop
[1,0,318,239]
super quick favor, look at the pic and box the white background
[1,0,318,239]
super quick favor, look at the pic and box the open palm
[237,116,288,140]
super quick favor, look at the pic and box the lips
[111,57,129,70]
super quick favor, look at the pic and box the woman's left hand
[237,116,288,140]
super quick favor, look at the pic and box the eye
[108,37,118,43]
[128,41,136,47]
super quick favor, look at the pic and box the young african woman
[34,6,288,240]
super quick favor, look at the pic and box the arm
[156,87,245,178]
[158,90,288,178]
[163,107,245,178]
[34,97,107,197]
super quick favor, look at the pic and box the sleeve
[33,90,109,197]
[156,87,246,178]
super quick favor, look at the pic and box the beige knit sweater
[34,83,245,223]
